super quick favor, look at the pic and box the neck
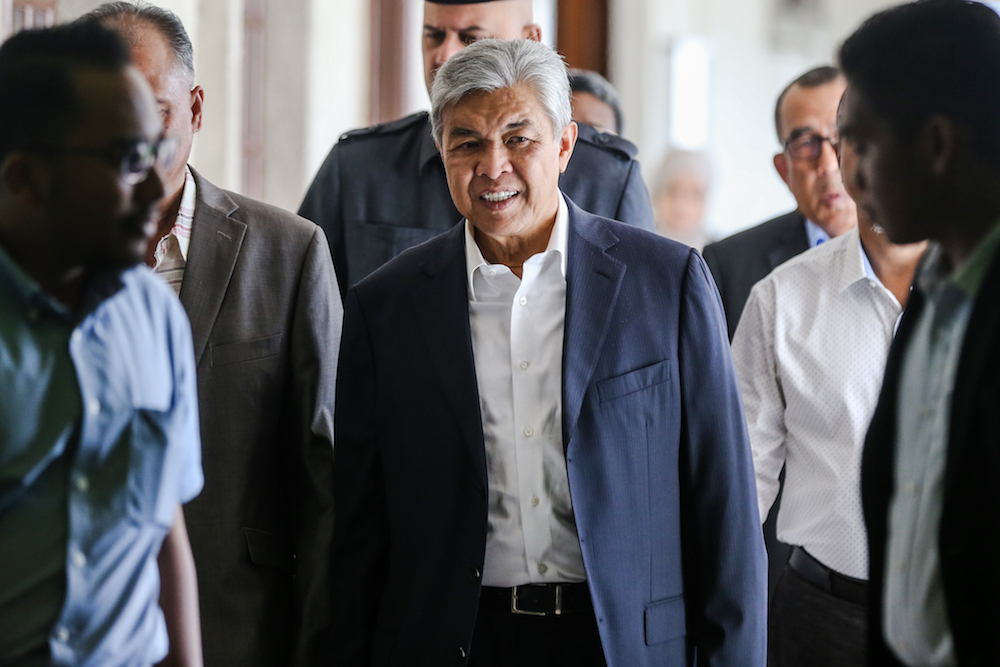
[859,222,926,307]
[474,210,557,280]
[0,223,87,313]
[936,211,998,269]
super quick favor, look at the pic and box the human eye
[423,29,444,46]
[460,32,482,45]
[506,136,528,146]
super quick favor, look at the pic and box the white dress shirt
[465,194,586,587]
[153,167,196,295]
[884,224,1000,666]
[733,225,902,579]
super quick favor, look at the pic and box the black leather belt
[789,546,868,606]
[479,583,592,616]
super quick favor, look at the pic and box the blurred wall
[610,0,897,237]
[59,0,369,212]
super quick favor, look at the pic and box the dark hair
[83,1,194,85]
[773,65,843,142]
[568,68,624,134]
[840,0,1000,169]
[0,21,131,162]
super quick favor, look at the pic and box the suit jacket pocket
[597,359,671,403]
[243,527,295,572]
[210,334,281,368]
[644,594,686,646]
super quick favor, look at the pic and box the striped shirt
[153,167,196,295]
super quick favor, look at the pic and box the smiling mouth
[480,190,518,203]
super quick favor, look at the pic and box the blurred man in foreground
[840,1,1000,664]
[0,21,203,667]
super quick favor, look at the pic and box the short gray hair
[82,1,195,86]
[430,38,571,145]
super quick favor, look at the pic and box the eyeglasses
[783,132,838,162]
[22,135,179,185]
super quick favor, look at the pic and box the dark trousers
[469,592,607,667]
[768,565,867,667]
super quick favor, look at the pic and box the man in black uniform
[299,0,653,294]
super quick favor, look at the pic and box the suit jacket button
[470,566,481,580]
[457,646,467,660]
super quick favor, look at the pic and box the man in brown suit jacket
[86,4,341,665]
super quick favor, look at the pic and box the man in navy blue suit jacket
[332,38,766,666]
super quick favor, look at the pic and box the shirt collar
[833,224,869,293]
[173,166,197,261]
[805,218,831,248]
[464,193,569,299]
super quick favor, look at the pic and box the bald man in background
[298,0,653,295]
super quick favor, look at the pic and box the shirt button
[87,400,100,417]
[55,627,70,643]
[488,269,497,276]
[75,475,90,493]
[537,563,548,574]
[520,360,531,370]
[524,427,534,437]
[72,550,87,568]
[531,495,540,506]
[518,296,528,306]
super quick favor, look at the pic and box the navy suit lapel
[562,201,625,448]
[946,245,1000,492]
[412,225,488,485]
[179,169,246,366]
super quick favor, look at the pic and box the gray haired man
[332,37,765,667]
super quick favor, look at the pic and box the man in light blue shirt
[0,21,203,667]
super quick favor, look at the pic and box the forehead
[444,84,550,133]
[70,65,161,141]
[424,1,522,32]
[779,78,846,136]
[123,22,186,91]
[838,85,882,138]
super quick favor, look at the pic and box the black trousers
[469,592,607,667]
[768,565,867,667]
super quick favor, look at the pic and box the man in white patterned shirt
[87,4,343,665]
[731,91,926,666]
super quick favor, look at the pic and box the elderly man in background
[652,149,714,251]
[732,88,926,666]
[86,3,341,665]
[332,37,765,667]
[298,0,653,296]
[841,1,1000,664]
[0,22,202,667]
[568,68,623,135]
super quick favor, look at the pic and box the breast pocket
[210,334,281,368]
[597,359,671,403]
[125,408,180,529]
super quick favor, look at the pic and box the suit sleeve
[286,227,342,665]
[731,280,786,523]
[331,287,390,664]
[677,250,767,666]
[298,145,349,299]
[615,158,655,232]
[700,242,736,341]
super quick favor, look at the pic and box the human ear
[919,115,956,177]
[774,152,791,187]
[558,121,578,173]
[1,153,50,210]
[190,86,205,134]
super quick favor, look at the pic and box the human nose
[435,32,465,68]
[135,162,165,209]
[816,138,841,176]
[476,144,512,181]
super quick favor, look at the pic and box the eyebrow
[446,119,533,140]
[785,126,817,143]
[423,24,487,32]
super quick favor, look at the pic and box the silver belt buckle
[510,584,551,616]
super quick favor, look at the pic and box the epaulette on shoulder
[338,111,429,143]
[575,122,638,160]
